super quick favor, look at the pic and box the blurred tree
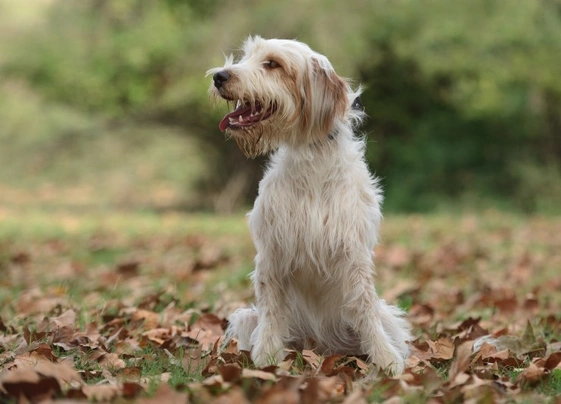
[3,0,560,212]
[355,0,561,211]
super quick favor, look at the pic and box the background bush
[1,0,560,213]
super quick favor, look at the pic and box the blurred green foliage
[1,0,560,212]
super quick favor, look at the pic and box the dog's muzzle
[213,70,230,89]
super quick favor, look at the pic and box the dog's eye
[264,60,281,69]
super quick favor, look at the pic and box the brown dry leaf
[544,352,561,371]
[0,370,61,402]
[257,376,301,404]
[222,338,239,354]
[218,363,242,383]
[202,374,225,388]
[82,384,121,401]
[29,343,58,362]
[398,367,443,394]
[11,352,82,386]
[183,346,206,374]
[342,390,367,404]
[320,354,343,376]
[427,338,455,360]
[490,349,512,361]
[462,376,501,402]
[49,309,76,329]
[344,356,371,378]
[133,309,160,329]
[242,368,277,382]
[116,260,140,278]
[122,382,144,398]
[302,376,344,403]
[449,340,474,381]
[99,352,126,371]
[476,342,498,359]
[214,386,251,404]
[142,328,173,346]
[192,313,225,336]
[118,366,142,381]
[185,328,220,351]
[302,349,322,370]
[409,303,434,326]
[408,341,433,361]
[135,382,189,404]
[318,376,346,399]
[0,356,82,401]
[516,362,545,386]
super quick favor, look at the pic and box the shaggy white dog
[207,36,412,375]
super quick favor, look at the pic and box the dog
[207,36,412,375]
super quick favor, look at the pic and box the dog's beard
[227,127,272,158]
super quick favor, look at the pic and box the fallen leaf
[116,261,140,278]
[82,384,121,401]
[218,363,242,383]
[302,349,322,370]
[132,309,160,329]
[342,390,367,404]
[319,354,343,376]
[98,352,126,371]
[49,309,76,329]
[516,363,545,386]
[192,313,225,336]
[242,368,277,381]
[544,352,561,371]
[427,338,455,360]
[135,382,189,403]
[257,376,301,404]
[449,340,474,381]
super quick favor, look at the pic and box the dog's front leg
[249,256,289,367]
[347,282,405,376]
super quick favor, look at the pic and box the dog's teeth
[236,100,241,108]
[238,115,243,122]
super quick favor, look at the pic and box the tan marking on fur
[312,59,347,136]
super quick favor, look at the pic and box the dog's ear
[303,57,347,136]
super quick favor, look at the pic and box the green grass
[542,369,561,396]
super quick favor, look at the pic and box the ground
[0,202,560,402]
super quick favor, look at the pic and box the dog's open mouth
[219,101,274,132]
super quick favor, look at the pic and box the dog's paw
[226,308,258,351]
[381,355,405,377]
[251,334,285,367]
[369,344,405,376]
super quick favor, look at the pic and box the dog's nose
[213,70,230,88]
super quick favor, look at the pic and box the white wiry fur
[207,36,412,375]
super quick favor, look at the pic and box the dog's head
[207,36,354,158]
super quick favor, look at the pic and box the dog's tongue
[219,105,252,132]
[219,115,231,132]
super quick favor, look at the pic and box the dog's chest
[251,169,333,242]
[248,148,380,269]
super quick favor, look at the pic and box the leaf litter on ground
[0,213,560,402]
